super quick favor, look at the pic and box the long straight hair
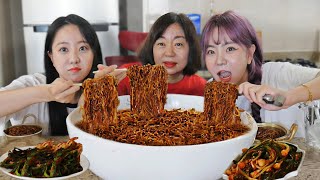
[44,14,102,135]
[201,11,263,122]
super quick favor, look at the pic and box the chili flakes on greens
[0,137,83,178]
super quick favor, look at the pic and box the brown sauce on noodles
[77,65,249,146]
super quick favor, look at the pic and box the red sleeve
[167,75,207,96]
[119,62,142,69]
[191,75,207,96]
[117,62,142,95]
[117,77,130,95]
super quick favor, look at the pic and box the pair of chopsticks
[73,83,83,86]
[92,68,127,74]
[73,68,127,87]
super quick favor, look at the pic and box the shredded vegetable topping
[0,137,83,178]
[225,139,303,180]
[78,65,249,146]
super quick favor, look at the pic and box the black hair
[138,12,201,75]
[44,14,102,135]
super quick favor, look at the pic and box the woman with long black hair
[0,14,122,135]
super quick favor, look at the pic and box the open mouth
[217,70,232,82]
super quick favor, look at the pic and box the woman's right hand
[95,64,127,83]
[47,78,80,104]
[238,82,289,111]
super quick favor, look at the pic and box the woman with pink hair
[201,10,320,137]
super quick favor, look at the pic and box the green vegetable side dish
[0,138,83,178]
[225,139,303,180]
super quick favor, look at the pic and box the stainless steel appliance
[22,0,120,74]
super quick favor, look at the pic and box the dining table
[0,135,319,180]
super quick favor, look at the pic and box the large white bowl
[67,94,257,180]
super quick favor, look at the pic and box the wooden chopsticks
[73,83,82,86]
[93,68,127,74]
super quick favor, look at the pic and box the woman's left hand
[238,82,289,111]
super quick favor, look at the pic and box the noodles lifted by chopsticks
[127,64,167,117]
[81,75,119,132]
[77,65,249,146]
[204,81,240,125]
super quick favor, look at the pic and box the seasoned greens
[0,137,83,178]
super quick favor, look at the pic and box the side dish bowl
[3,114,42,138]
[256,123,298,142]
[222,141,305,180]
[66,94,258,180]
[0,146,89,180]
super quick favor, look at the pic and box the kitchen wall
[0,0,12,86]
[2,0,320,86]
[126,0,143,32]
[214,0,320,53]
[0,0,26,87]
[142,0,320,62]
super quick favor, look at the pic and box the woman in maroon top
[118,12,206,96]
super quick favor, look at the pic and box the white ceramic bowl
[67,94,257,180]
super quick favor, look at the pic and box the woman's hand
[95,64,127,83]
[77,64,127,107]
[238,82,289,111]
[47,78,80,104]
